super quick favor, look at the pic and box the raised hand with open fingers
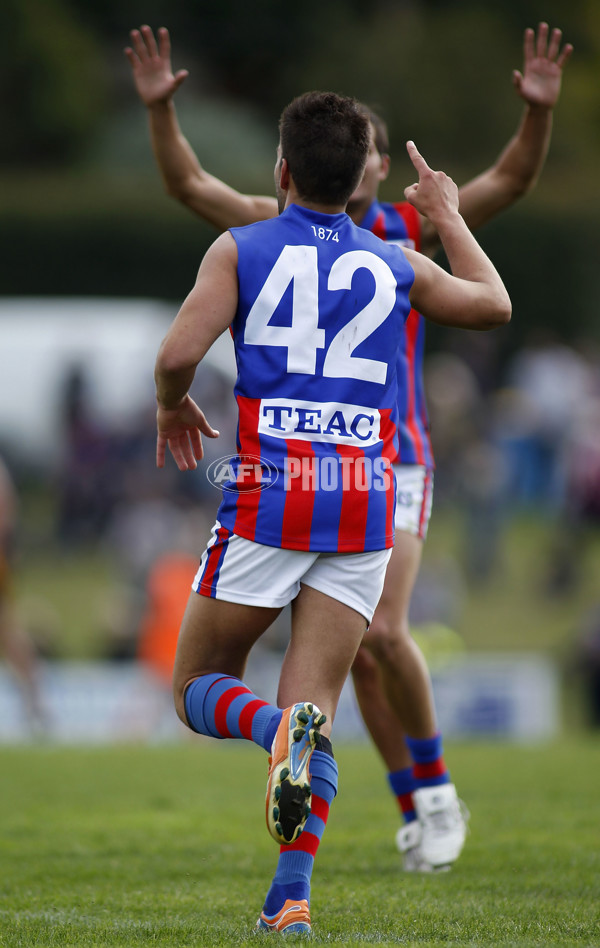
[125,25,189,107]
[513,22,573,109]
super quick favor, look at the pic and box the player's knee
[173,680,191,727]
[352,643,378,677]
[362,613,410,663]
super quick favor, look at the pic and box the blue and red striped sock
[387,766,418,823]
[406,733,450,789]
[184,673,282,752]
[262,749,338,915]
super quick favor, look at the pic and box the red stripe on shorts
[417,468,433,540]
[199,525,230,596]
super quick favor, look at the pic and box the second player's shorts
[193,521,392,623]
[393,465,434,540]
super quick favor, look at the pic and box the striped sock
[406,733,450,789]
[387,766,418,823]
[262,749,338,915]
[184,673,282,752]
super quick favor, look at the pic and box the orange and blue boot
[265,702,326,846]
[256,896,311,935]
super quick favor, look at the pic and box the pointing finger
[406,140,430,175]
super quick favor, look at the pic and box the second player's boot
[395,820,431,873]
[413,784,470,869]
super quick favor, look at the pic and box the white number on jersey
[244,244,396,382]
[244,244,325,374]
[324,251,396,384]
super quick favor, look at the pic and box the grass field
[0,739,598,947]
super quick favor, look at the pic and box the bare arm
[125,25,278,231]
[404,143,511,330]
[154,233,239,469]
[420,23,573,256]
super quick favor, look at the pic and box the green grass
[0,740,598,946]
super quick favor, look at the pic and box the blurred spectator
[455,436,510,584]
[564,391,600,524]
[0,455,46,733]
[573,604,600,728]
[424,352,510,583]
[543,388,600,595]
[500,330,593,510]
[423,351,482,502]
[55,365,117,546]
[109,511,206,739]
[136,549,198,688]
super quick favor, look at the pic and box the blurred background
[1,0,599,742]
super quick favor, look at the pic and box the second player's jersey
[215,203,415,553]
[360,199,434,469]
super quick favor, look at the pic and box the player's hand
[125,25,189,107]
[403,141,459,223]
[156,395,220,472]
[513,23,573,110]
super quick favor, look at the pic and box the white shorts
[193,522,392,623]
[394,465,434,540]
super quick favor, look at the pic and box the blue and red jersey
[214,203,415,553]
[360,200,434,469]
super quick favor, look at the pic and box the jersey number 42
[244,244,397,384]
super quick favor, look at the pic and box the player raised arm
[154,233,239,470]
[125,25,278,231]
[403,143,511,330]
[420,22,573,256]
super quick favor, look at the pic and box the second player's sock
[406,732,451,789]
[387,765,418,823]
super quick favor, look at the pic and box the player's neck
[345,195,373,226]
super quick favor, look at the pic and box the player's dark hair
[279,91,370,205]
[358,104,390,155]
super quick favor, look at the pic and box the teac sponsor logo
[258,397,382,447]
